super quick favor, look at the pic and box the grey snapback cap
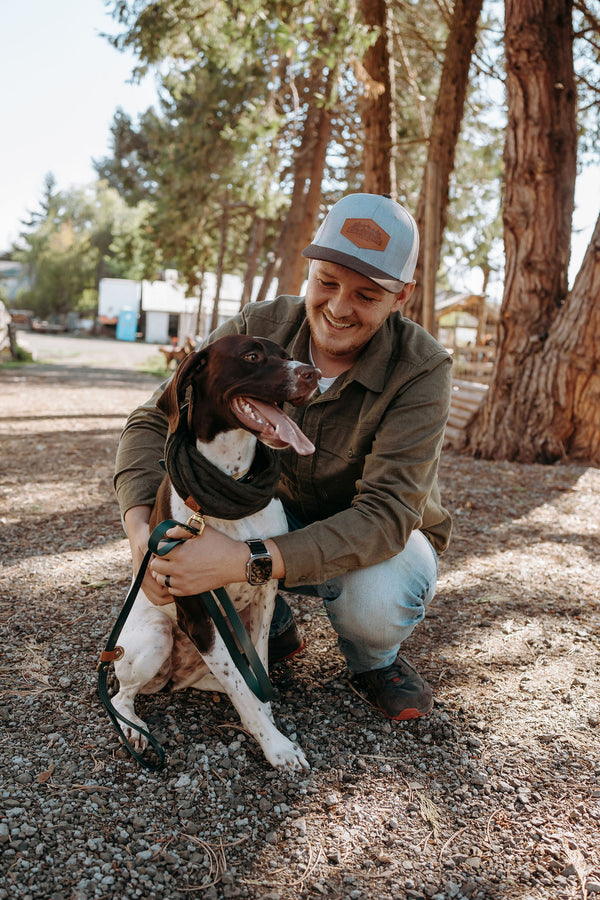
[302,193,419,292]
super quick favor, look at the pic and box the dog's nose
[298,364,321,383]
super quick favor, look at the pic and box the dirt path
[1,338,599,900]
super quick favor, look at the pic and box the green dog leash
[97,519,275,771]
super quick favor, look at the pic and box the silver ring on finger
[165,575,171,589]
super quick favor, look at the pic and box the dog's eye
[242,352,260,362]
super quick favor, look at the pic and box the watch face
[249,555,272,584]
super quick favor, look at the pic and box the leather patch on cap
[341,218,390,251]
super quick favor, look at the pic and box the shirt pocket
[314,419,375,509]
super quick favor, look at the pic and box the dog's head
[157,334,320,454]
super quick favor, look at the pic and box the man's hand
[123,505,172,606]
[124,506,286,600]
[148,524,249,596]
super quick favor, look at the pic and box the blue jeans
[273,509,439,674]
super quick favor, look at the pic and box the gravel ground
[1,335,600,900]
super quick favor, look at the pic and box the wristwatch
[245,539,273,585]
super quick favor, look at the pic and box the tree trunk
[360,0,392,194]
[8,321,18,360]
[255,255,281,304]
[405,0,484,325]
[467,0,581,462]
[540,214,600,461]
[275,101,333,297]
[210,203,229,333]
[241,214,266,308]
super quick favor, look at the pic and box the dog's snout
[286,360,320,406]
[298,364,320,383]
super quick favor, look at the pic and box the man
[114,193,452,721]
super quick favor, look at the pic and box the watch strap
[246,538,268,555]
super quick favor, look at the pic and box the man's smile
[323,309,354,329]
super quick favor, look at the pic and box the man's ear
[391,281,415,312]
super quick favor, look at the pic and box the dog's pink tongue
[248,399,315,455]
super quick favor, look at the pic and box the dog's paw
[120,723,149,753]
[267,735,310,772]
[111,695,150,752]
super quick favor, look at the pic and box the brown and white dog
[112,335,319,771]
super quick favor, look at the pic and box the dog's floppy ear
[157,348,208,433]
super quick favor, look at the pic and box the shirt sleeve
[272,353,453,588]
[113,381,170,516]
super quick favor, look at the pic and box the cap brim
[302,244,405,293]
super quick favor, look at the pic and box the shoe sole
[379,700,434,721]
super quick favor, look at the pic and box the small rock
[292,817,307,835]
[470,771,488,786]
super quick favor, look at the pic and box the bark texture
[469,214,600,463]
[360,0,392,194]
[275,101,332,296]
[466,0,590,462]
[405,0,484,323]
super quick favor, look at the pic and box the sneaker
[353,654,433,720]
[268,619,306,665]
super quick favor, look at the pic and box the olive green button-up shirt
[114,295,452,589]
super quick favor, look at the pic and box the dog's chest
[169,486,285,615]
[169,488,287,543]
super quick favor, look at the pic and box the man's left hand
[148,523,248,596]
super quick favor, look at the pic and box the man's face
[304,260,413,370]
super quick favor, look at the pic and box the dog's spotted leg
[202,632,309,772]
[112,599,175,751]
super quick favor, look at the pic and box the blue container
[116,308,138,342]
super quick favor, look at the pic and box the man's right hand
[124,505,173,606]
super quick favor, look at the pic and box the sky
[0,0,158,251]
[0,0,598,291]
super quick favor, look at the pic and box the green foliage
[100,0,393,287]
[101,0,585,301]
[135,353,172,378]
[13,178,157,319]
[1,343,34,366]
[75,288,99,316]
[94,108,160,205]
